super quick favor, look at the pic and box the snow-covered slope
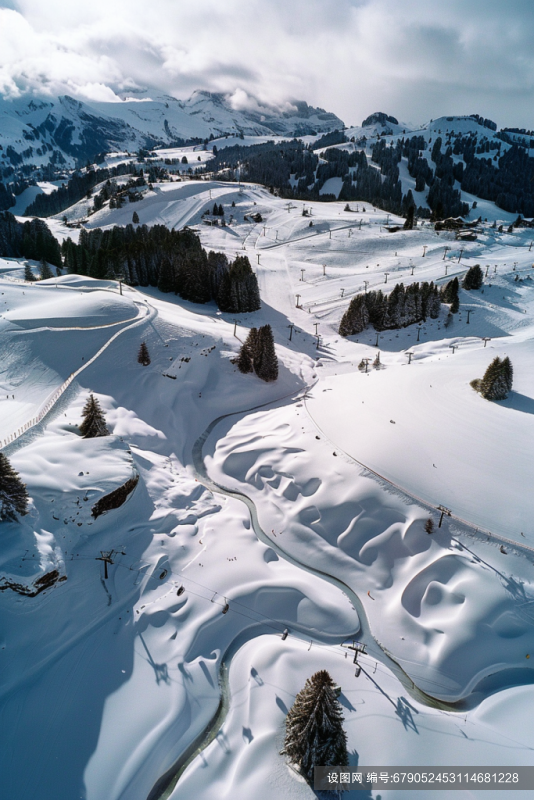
[0,90,344,170]
[2,183,534,800]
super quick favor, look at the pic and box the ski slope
[2,181,534,800]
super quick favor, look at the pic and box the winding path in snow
[146,397,465,800]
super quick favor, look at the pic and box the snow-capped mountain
[0,90,344,169]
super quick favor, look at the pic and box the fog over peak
[1,0,533,127]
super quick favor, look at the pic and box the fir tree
[403,205,415,230]
[39,258,53,280]
[424,518,434,534]
[281,670,349,784]
[255,325,278,381]
[24,263,37,282]
[138,342,150,366]
[441,277,459,313]
[476,356,513,401]
[0,452,29,521]
[462,264,483,290]
[79,394,109,438]
[132,211,139,224]
[237,343,253,373]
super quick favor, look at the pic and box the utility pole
[257,254,260,265]
[410,265,415,276]
[494,265,497,273]
[96,550,114,579]
[482,337,491,347]
[422,245,428,257]
[458,248,464,262]
[341,288,345,298]
[329,229,332,239]
[116,274,125,296]
[443,246,450,260]
[316,335,321,349]
[444,263,449,276]
[437,505,451,528]
[375,331,380,347]
[449,344,458,354]
[313,322,319,335]
[406,351,414,364]
[416,326,422,342]
[233,320,239,336]
[466,309,474,324]
[288,323,294,341]
[300,268,305,282]
[342,641,367,677]
[323,264,326,276]
[485,265,489,277]
[295,294,301,307]
[384,272,390,284]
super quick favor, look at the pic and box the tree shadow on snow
[499,391,534,415]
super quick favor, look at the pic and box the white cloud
[1,0,534,126]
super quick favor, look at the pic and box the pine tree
[255,324,278,381]
[424,518,434,534]
[281,670,349,784]
[0,452,29,521]
[373,351,381,368]
[79,394,109,438]
[403,205,415,230]
[39,258,53,280]
[132,211,139,224]
[237,343,253,373]
[24,263,37,282]
[462,264,483,290]
[477,356,513,401]
[138,342,150,366]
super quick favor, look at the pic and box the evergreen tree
[79,394,109,438]
[476,356,513,400]
[424,518,434,534]
[138,342,150,366]
[237,343,254,373]
[255,325,278,381]
[403,205,415,230]
[441,277,459,313]
[39,258,53,280]
[281,670,349,784]
[24,263,37,282]
[132,211,139,224]
[462,264,483,290]
[0,452,29,521]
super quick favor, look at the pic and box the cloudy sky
[1,0,533,128]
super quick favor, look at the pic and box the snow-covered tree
[138,342,151,366]
[281,670,349,784]
[0,452,29,521]
[79,394,109,438]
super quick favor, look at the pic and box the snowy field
[2,180,534,799]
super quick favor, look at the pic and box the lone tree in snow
[24,263,37,282]
[79,394,109,438]
[462,264,483,290]
[138,341,151,366]
[238,325,278,381]
[471,356,513,400]
[425,518,434,534]
[132,211,139,224]
[281,670,349,786]
[0,452,29,521]
[39,258,53,281]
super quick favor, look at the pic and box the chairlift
[222,601,230,614]
[177,585,185,596]
[353,653,359,665]
[282,628,289,641]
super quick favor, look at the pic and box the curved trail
[146,396,463,800]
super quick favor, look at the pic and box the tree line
[339,281,442,336]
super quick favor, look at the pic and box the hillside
[2,175,534,799]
